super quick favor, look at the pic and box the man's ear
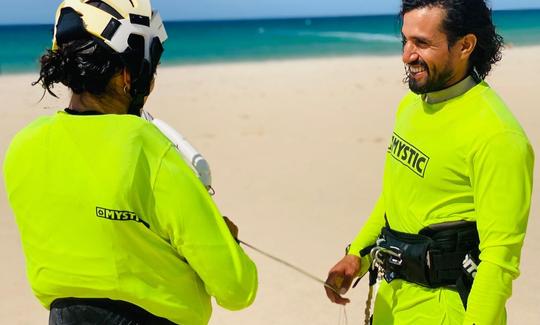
[459,34,477,60]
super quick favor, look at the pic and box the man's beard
[404,60,453,94]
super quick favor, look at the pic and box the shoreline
[1,44,540,77]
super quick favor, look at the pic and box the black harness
[361,219,480,308]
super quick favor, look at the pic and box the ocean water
[1,9,539,74]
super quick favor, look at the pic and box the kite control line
[238,239,340,295]
[241,240,349,325]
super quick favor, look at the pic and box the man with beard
[324,0,534,324]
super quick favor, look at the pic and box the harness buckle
[370,242,403,271]
[388,246,403,266]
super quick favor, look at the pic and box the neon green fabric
[3,112,258,325]
[348,81,534,325]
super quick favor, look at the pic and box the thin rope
[240,240,353,325]
[239,239,340,295]
[338,305,349,325]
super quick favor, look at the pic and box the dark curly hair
[401,0,504,80]
[33,37,125,98]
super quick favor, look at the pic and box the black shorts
[49,298,176,325]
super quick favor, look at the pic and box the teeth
[408,66,426,74]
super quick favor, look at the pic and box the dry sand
[1,46,539,324]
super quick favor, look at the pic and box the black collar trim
[64,108,103,116]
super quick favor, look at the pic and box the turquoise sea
[1,9,539,74]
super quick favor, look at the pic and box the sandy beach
[1,46,539,324]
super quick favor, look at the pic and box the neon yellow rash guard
[3,111,258,325]
[348,80,534,325]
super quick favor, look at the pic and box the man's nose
[402,42,419,64]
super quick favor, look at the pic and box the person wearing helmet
[3,1,258,324]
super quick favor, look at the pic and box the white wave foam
[298,31,400,43]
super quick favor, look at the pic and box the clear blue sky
[2,0,540,25]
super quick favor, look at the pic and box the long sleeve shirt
[4,111,258,325]
[348,78,534,325]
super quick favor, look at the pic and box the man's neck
[422,75,479,104]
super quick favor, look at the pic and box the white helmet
[53,0,168,114]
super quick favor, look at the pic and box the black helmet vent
[85,1,123,19]
[56,7,88,46]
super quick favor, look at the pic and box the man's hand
[325,255,361,305]
[223,216,239,239]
